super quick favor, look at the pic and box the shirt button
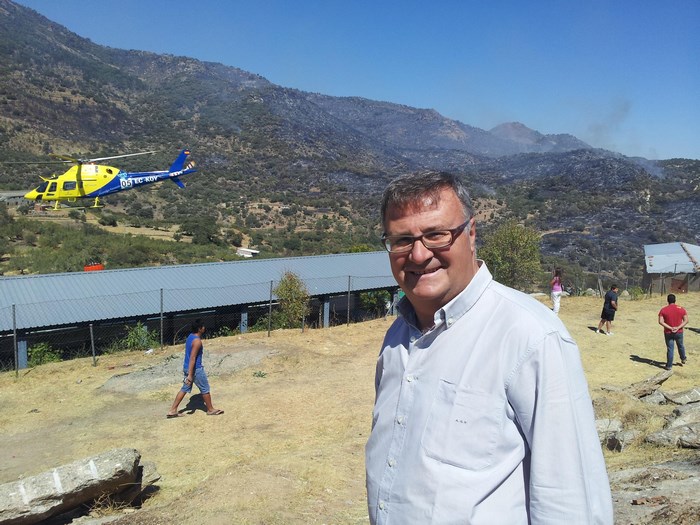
[396,415,405,424]
[406,374,414,382]
[388,458,396,467]
[447,317,454,326]
[379,500,386,510]
[409,336,416,343]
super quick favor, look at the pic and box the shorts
[180,367,210,395]
[600,308,616,321]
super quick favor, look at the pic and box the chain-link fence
[1,276,399,372]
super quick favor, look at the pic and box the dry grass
[2,292,699,524]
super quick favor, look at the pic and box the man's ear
[467,218,477,255]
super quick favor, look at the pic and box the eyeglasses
[381,220,470,254]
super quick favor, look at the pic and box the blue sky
[15,0,700,160]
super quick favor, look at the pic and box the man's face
[384,187,478,324]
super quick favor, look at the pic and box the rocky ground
[2,293,700,524]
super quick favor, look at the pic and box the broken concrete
[0,448,140,525]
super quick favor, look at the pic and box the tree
[479,220,541,290]
[179,216,221,245]
[273,271,310,329]
[360,290,391,317]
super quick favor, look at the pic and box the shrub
[28,342,61,366]
[628,286,646,301]
[273,272,310,329]
[213,325,239,338]
[98,213,118,227]
[360,290,391,316]
[105,322,159,353]
[250,272,311,332]
[122,322,159,351]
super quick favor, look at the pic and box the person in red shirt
[658,294,689,370]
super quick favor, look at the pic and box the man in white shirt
[365,171,613,524]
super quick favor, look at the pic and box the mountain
[489,122,591,153]
[0,0,699,283]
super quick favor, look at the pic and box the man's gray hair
[380,171,475,228]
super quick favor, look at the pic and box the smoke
[586,98,631,152]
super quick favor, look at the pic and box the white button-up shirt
[366,263,613,524]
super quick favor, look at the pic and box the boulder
[114,460,160,505]
[663,387,700,405]
[596,418,623,445]
[624,370,672,399]
[645,422,700,448]
[666,403,700,429]
[606,429,642,452]
[640,391,667,405]
[0,448,140,525]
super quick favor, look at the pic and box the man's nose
[408,239,433,262]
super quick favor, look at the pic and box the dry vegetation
[1,292,699,524]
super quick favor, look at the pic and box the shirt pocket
[422,379,505,471]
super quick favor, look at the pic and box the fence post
[90,323,96,367]
[347,276,351,326]
[267,280,273,337]
[12,304,17,377]
[160,288,164,351]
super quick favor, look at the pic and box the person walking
[167,319,224,418]
[366,171,612,524]
[550,267,563,314]
[597,284,619,335]
[658,294,689,370]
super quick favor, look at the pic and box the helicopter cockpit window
[63,181,77,190]
[35,182,49,193]
[48,182,57,192]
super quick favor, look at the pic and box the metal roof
[644,242,700,274]
[0,251,396,331]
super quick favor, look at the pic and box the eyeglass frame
[380,219,471,254]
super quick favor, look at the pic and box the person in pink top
[550,268,563,315]
[658,294,689,370]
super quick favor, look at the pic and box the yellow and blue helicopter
[23,149,196,209]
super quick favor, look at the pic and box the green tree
[273,271,310,329]
[479,220,542,290]
[179,216,221,245]
[360,290,391,316]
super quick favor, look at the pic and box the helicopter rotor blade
[1,151,157,165]
[87,151,157,163]
[0,160,71,165]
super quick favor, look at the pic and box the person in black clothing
[597,284,619,335]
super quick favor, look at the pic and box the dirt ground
[2,291,700,524]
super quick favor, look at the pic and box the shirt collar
[397,260,493,333]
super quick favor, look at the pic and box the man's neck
[414,306,438,333]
